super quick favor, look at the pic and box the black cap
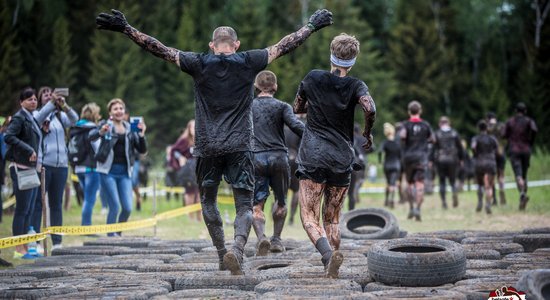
[516,102,527,113]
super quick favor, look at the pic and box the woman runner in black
[379,123,401,209]
[471,120,499,214]
[96,8,333,275]
[294,34,376,278]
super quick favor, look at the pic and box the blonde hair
[107,98,125,113]
[81,102,101,123]
[180,119,196,145]
[383,122,395,139]
[330,33,360,61]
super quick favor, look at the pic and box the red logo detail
[487,286,526,300]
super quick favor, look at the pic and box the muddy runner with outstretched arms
[96,8,333,276]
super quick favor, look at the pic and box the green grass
[1,152,549,267]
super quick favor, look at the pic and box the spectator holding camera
[91,98,147,236]
[4,87,42,259]
[31,86,78,251]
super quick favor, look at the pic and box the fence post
[40,167,48,256]
[153,178,157,237]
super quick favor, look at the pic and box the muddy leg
[200,185,226,269]
[322,185,348,250]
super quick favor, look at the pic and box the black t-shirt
[296,70,371,172]
[380,139,401,170]
[178,49,268,157]
[401,118,434,165]
[284,116,306,160]
[434,129,463,164]
[471,133,498,162]
[503,115,538,154]
[252,96,304,153]
[112,134,127,165]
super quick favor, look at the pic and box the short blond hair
[383,122,395,138]
[330,33,360,60]
[107,98,125,113]
[81,102,101,123]
[255,70,277,94]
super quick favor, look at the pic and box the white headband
[330,53,356,68]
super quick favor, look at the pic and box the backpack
[68,126,93,166]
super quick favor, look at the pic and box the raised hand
[308,9,333,32]
[96,9,129,32]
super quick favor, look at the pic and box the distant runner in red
[294,34,376,278]
[399,101,435,221]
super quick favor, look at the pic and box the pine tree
[49,17,78,94]
[0,2,29,114]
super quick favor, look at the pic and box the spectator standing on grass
[250,70,304,256]
[72,103,102,226]
[124,110,143,211]
[170,119,201,221]
[379,122,401,209]
[294,33,376,278]
[486,112,507,205]
[432,116,464,209]
[91,98,147,236]
[503,102,538,210]
[31,86,78,251]
[95,7,333,274]
[4,87,42,259]
[399,100,434,221]
[471,120,498,214]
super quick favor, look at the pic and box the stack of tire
[0,220,549,298]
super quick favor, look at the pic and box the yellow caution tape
[71,174,79,183]
[2,196,15,210]
[0,193,238,249]
[46,218,158,235]
[156,204,202,221]
[0,232,48,248]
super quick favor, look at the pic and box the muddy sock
[315,237,333,266]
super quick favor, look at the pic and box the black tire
[153,289,257,299]
[454,277,522,287]
[467,259,511,270]
[118,247,195,255]
[0,267,69,279]
[77,279,172,292]
[464,231,520,238]
[113,254,181,263]
[74,259,165,271]
[513,234,550,252]
[364,281,453,292]
[366,289,467,299]
[45,286,169,300]
[0,277,37,285]
[463,243,524,256]
[52,246,132,256]
[340,208,400,240]
[461,236,514,244]
[508,263,550,271]
[254,278,362,294]
[523,227,550,234]
[244,258,306,272]
[0,283,78,299]
[534,248,550,256]
[464,269,517,279]
[451,283,507,300]
[408,230,467,243]
[516,269,550,300]
[174,270,288,291]
[28,254,112,267]
[367,238,466,287]
[137,263,219,272]
[261,291,371,299]
[83,237,155,248]
[465,249,501,260]
[287,265,372,288]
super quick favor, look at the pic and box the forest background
[1,0,548,164]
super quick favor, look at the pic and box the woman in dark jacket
[4,87,42,259]
[91,98,147,236]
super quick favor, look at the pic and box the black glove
[96,9,129,32]
[307,9,333,32]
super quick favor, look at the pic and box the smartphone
[0,116,5,125]
[130,116,143,133]
[53,88,69,97]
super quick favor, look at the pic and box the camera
[53,88,69,97]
